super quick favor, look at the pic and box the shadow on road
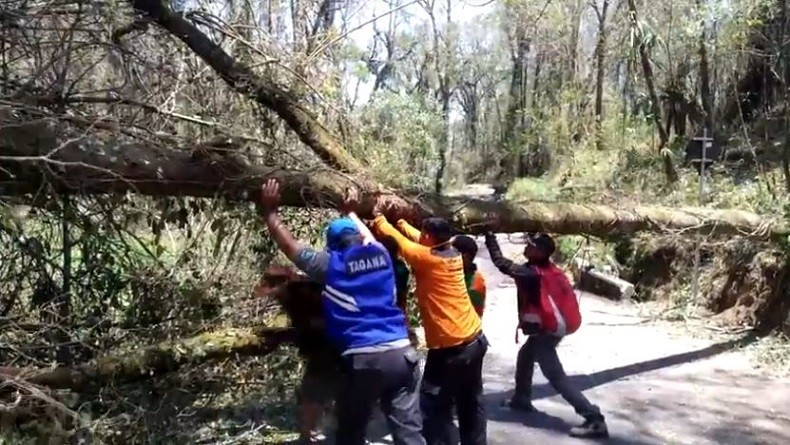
[486,406,658,444]
[485,332,759,431]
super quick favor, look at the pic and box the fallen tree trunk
[76,2,776,240]
[22,326,294,390]
[0,118,785,239]
[0,268,319,391]
[0,5,779,240]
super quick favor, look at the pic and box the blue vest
[322,241,409,352]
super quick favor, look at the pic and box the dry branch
[128,0,366,176]
[0,266,318,391]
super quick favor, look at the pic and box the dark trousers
[514,334,603,420]
[421,332,488,445]
[335,346,425,445]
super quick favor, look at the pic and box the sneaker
[501,397,538,412]
[569,418,609,439]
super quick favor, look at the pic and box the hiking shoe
[569,418,609,439]
[501,397,538,412]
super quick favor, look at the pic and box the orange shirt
[372,216,482,349]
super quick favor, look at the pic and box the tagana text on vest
[322,242,409,352]
[519,263,582,337]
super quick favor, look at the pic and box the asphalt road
[362,234,790,445]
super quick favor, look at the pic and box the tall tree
[627,0,678,183]
[591,0,610,151]
[420,0,456,194]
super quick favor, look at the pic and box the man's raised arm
[259,179,328,282]
[372,216,434,267]
[395,219,422,242]
[484,231,535,281]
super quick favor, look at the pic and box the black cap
[526,233,556,256]
[422,217,456,242]
[452,235,478,256]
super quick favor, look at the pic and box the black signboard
[685,135,718,175]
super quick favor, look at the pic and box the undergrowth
[0,195,333,442]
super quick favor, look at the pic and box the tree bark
[0,119,784,240]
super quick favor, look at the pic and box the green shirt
[394,259,410,297]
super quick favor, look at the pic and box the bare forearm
[396,220,422,242]
[263,211,300,260]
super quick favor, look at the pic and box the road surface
[356,235,790,444]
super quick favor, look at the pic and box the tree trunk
[779,0,790,192]
[429,0,453,195]
[593,0,610,151]
[435,94,450,194]
[696,0,713,132]
[627,0,678,183]
[6,326,293,390]
[569,6,581,84]
[0,118,784,240]
[500,22,530,183]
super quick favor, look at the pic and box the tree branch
[128,0,366,176]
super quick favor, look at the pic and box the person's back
[373,217,481,348]
[410,250,480,346]
[465,270,486,317]
[372,215,488,445]
[258,180,425,445]
[322,240,409,351]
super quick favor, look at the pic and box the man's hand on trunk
[339,187,359,215]
[260,178,282,214]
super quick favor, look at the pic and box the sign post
[690,128,714,305]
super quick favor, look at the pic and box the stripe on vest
[323,285,361,312]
